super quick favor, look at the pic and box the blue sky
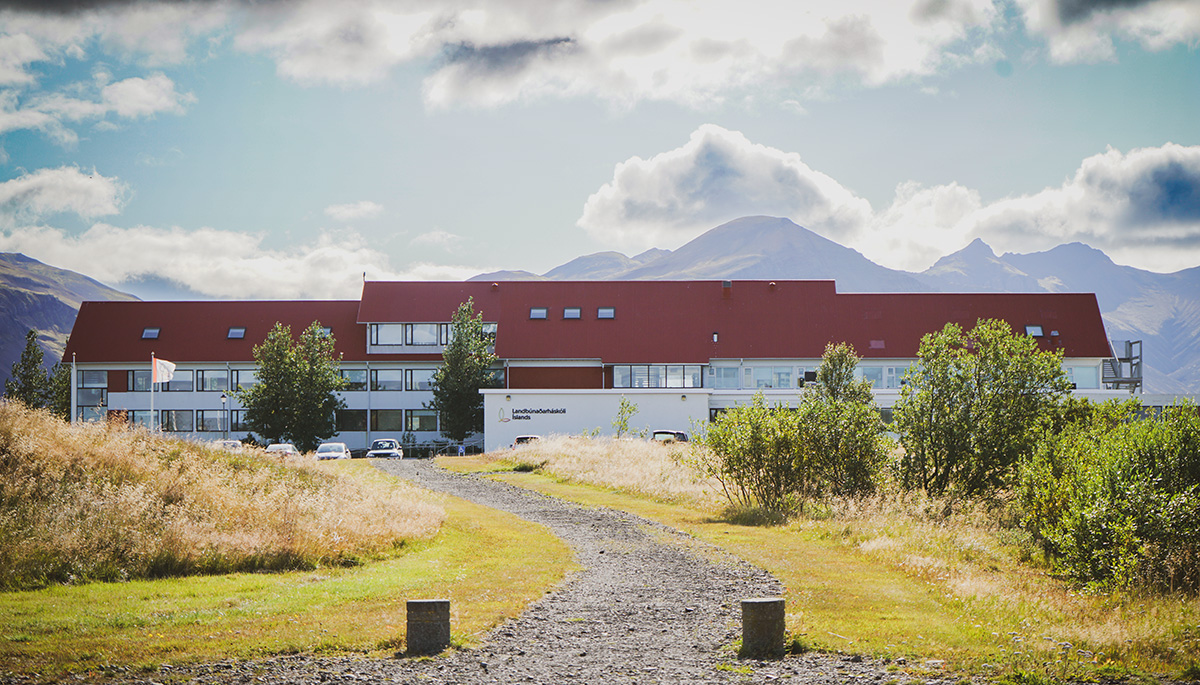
[1,0,1198,299]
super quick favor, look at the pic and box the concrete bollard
[740,597,785,659]
[406,599,451,655]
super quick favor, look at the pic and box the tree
[237,321,346,452]
[46,363,71,421]
[612,395,639,438]
[427,298,499,442]
[811,341,874,404]
[893,318,1071,497]
[4,330,49,408]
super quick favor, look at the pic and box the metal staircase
[1103,339,1143,392]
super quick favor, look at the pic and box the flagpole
[151,353,156,431]
[71,353,77,424]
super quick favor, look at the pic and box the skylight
[142,327,159,339]
[227,327,246,339]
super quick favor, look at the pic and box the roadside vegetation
[462,322,1200,682]
[0,402,573,678]
[0,401,443,590]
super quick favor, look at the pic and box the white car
[316,442,351,460]
[365,438,404,459]
[265,443,300,457]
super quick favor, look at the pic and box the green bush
[1018,400,1200,591]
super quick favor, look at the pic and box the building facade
[63,279,1127,452]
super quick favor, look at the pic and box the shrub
[1018,400,1200,591]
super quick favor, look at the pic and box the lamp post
[220,392,228,439]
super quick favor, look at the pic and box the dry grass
[500,434,723,508]
[460,437,1200,680]
[0,402,444,590]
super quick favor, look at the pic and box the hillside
[0,253,138,388]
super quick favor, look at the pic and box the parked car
[651,430,689,443]
[316,442,351,460]
[365,438,404,459]
[213,439,243,452]
[511,435,541,447]
[265,443,300,457]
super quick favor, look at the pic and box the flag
[153,357,176,384]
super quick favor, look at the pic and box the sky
[0,0,1198,300]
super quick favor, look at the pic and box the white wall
[481,389,712,451]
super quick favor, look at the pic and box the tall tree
[893,318,1071,496]
[238,322,346,452]
[811,341,874,404]
[428,298,498,442]
[4,330,49,409]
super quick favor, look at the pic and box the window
[1068,365,1100,389]
[336,409,368,432]
[319,327,332,337]
[77,387,107,407]
[563,307,581,319]
[232,370,257,390]
[1025,325,1044,337]
[197,410,226,432]
[163,371,193,392]
[142,327,159,339]
[530,307,548,320]
[482,323,497,345]
[230,410,249,432]
[197,370,228,392]
[372,323,405,345]
[406,409,438,432]
[227,327,246,339]
[110,410,152,428]
[708,367,738,389]
[371,369,404,391]
[340,369,367,391]
[612,364,705,389]
[78,370,107,388]
[161,410,194,432]
[76,406,105,422]
[860,367,884,388]
[597,307,615,319]
[128,369,152,392]
[370,409,404,432]
[405,323,440,346]
[406,368,435,391]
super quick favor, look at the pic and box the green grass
[0,480,575,680]
[462,465,1199,682]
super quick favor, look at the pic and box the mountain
[0,253,138,389]
[476,216,1200,392]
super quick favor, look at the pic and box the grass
[0,403,444,589]
[0,405,576,679]
[442,442,1200,682]
[0,467,575,679]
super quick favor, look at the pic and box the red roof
[65,280,1114,364]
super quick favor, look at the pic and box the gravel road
[100,459,926,684]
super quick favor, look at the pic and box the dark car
[651,430,689,443]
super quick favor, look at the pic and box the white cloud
[579,126,1200,273]
[577,124,873,251]
[0,166,126,224]
[1017,0,1200,63]
[410,229,464,250]
[324,200,383,222]
[1,72,195,142]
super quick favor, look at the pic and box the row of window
[88,408,440,433]
[612,365,704,389]
[530,307,615,320]
[77,368,494,395]
[369,323,497,347]
[140,326,328,340]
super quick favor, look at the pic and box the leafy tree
[427,298,499,442]
[612,395,639,438]
[693,345,890,516]
[238,321,346,452]
[46,363,71,421]
[893,318,1071,497]
[4,330,49,409]
[812,341,873,404]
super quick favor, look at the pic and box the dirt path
[131,459,906,684]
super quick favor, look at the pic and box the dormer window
[1025,325,1044,337]
[227,327,246,339]
[142,327,159,339]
